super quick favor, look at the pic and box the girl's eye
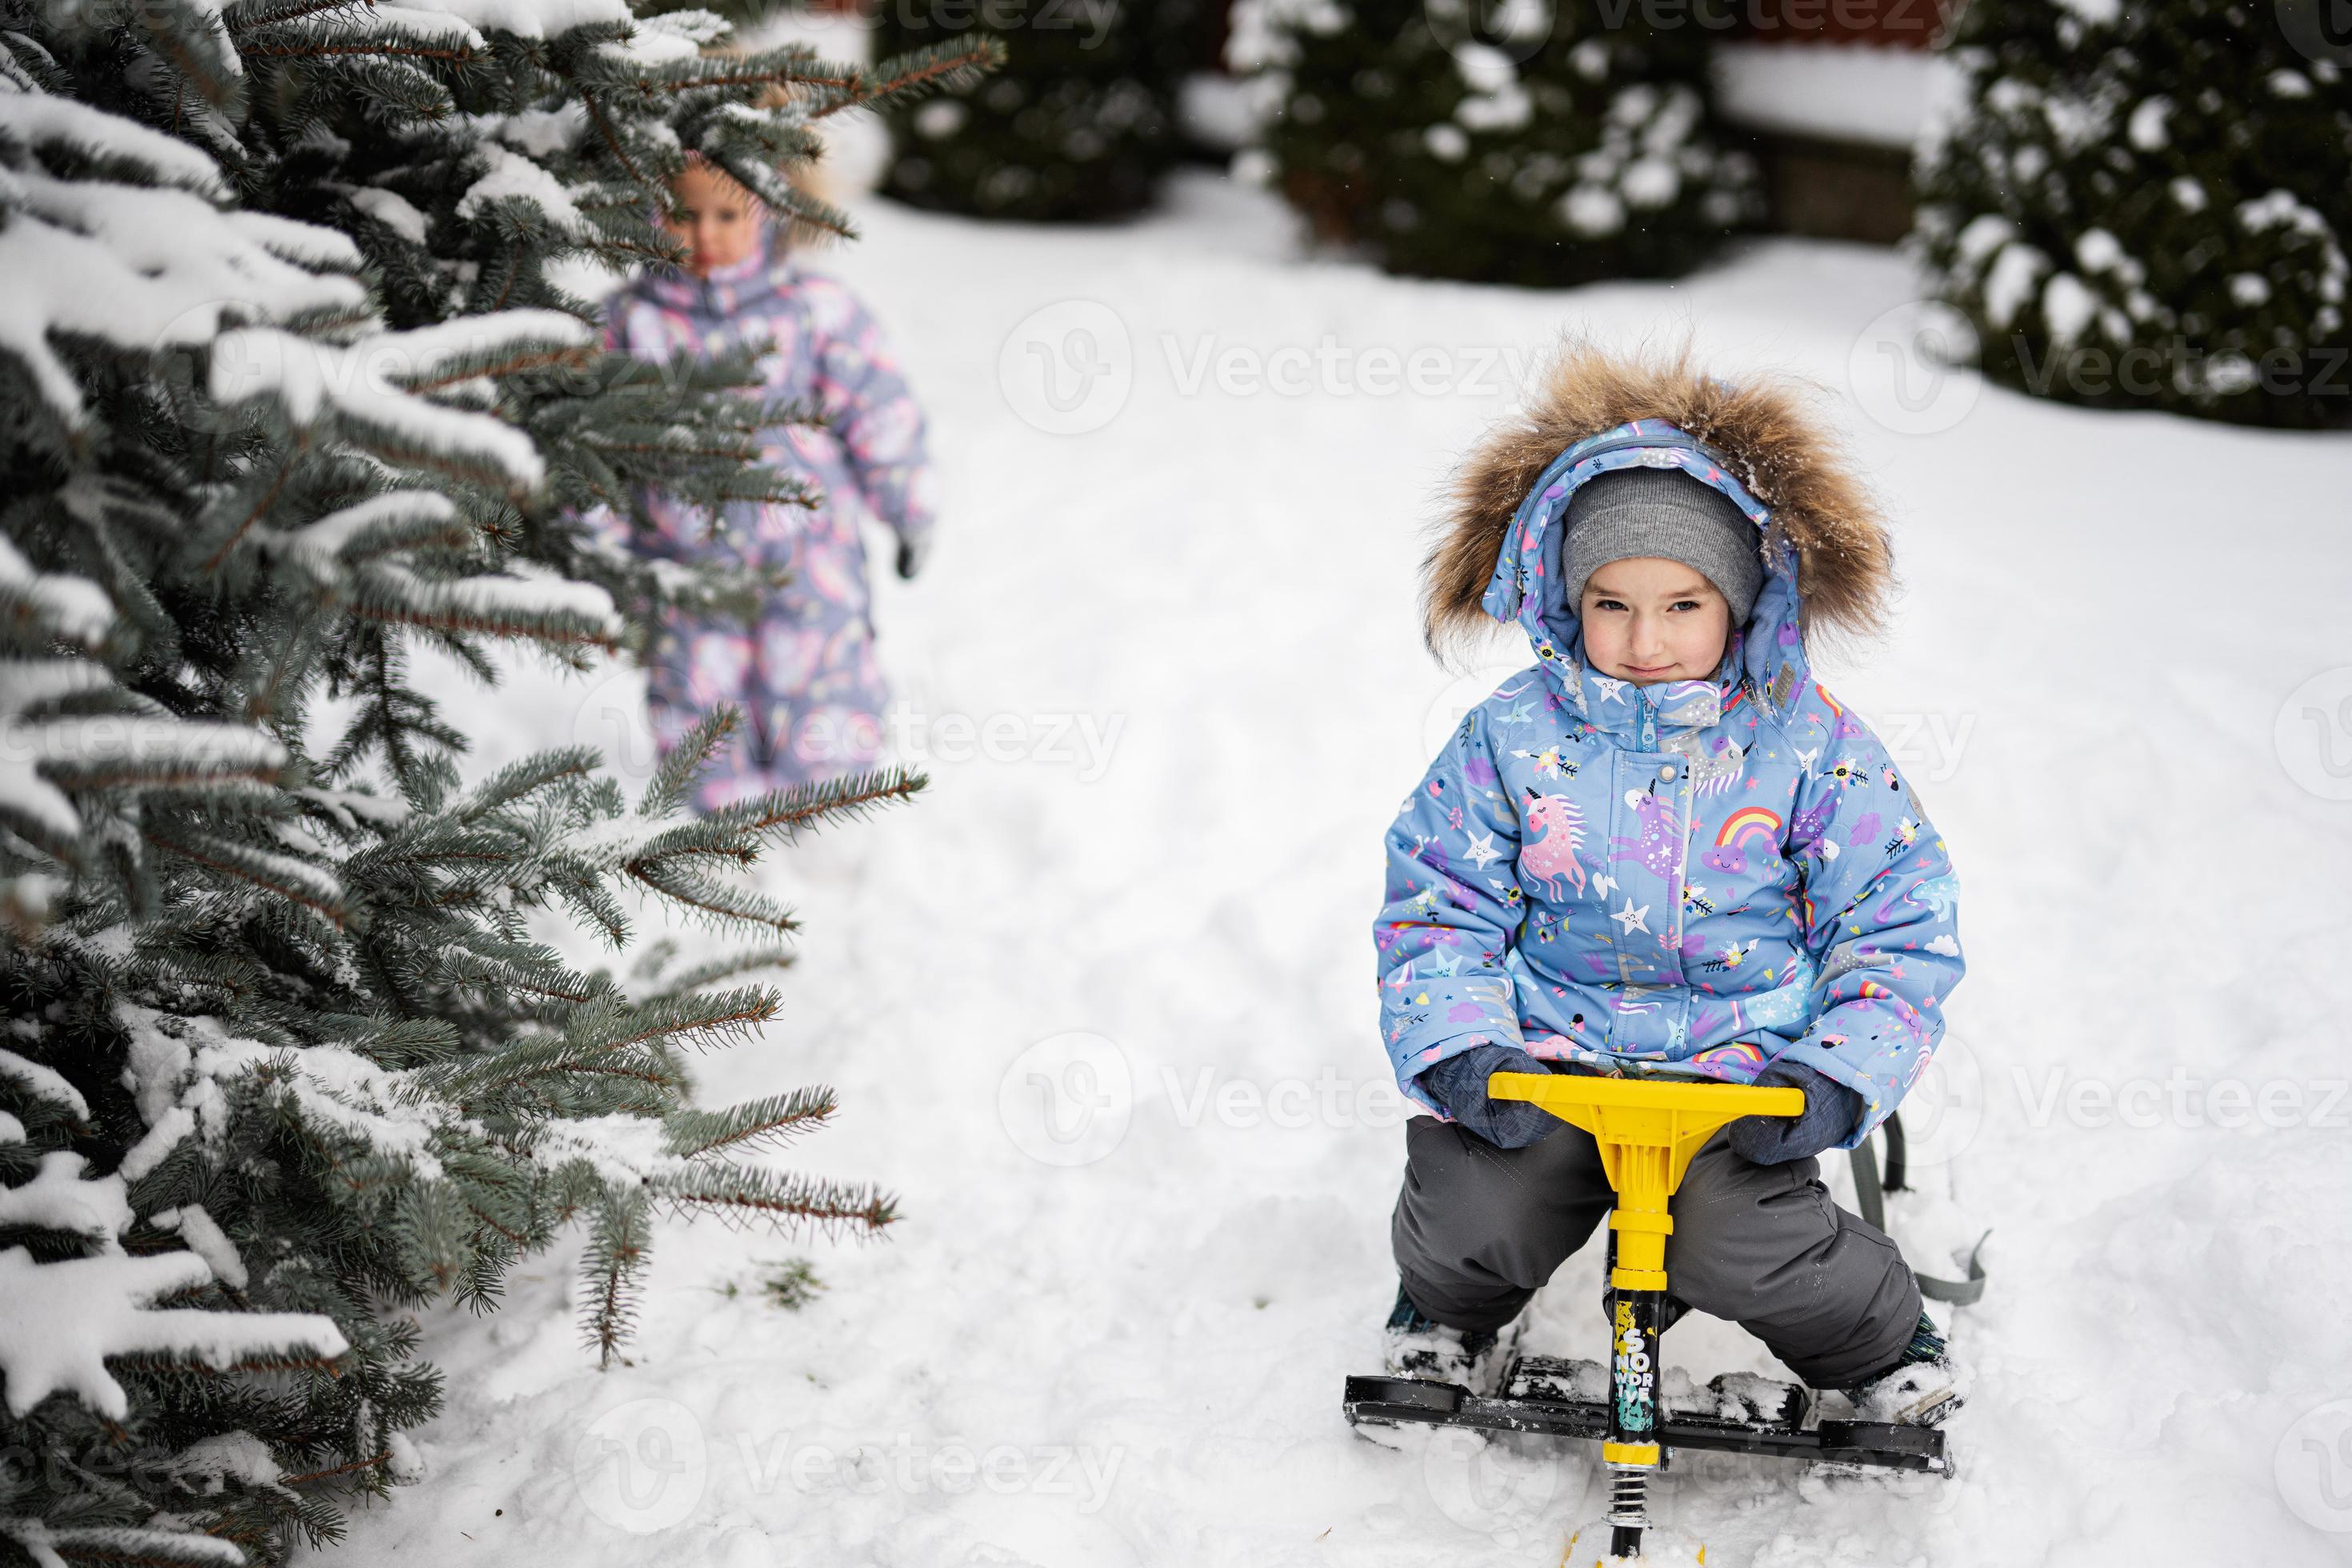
[1670,599,1701,612]
[1593,598,1626,612]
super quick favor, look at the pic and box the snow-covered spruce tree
[1227,0,1759,286]
[1912,0,2351,429]
[877,0,1218,219]
[0,7,993,1565]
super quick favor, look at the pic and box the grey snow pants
[1391,1113,1922,1390]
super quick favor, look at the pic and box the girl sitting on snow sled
[1374,342,1966,1426]
[602,154,936,810]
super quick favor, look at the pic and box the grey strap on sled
[1845,1110,1990,1307]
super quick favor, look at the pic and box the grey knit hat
[1561,467,1766,625]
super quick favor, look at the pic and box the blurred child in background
[602,154,935,809]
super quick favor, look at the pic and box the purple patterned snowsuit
[602,231,934,808]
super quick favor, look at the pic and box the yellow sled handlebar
[1487,1073,1806,1291]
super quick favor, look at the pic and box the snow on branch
[354,562,622,647]
[223,206,366,272]
[0,166,365,425]
[0,90,228,198]
[0,1246,347,1419]
[454,143,589,238]
[372,307,595,388]
[382,0,628,40]
[209,328,546,492]
[153,1206,250,1290]
[0,1046,91,1120]
[0,1518,245,1568]
[271,0,489,52]
[144,826,346,923]
[0,1152,131,1243]
[274,489,460,580]
[0,659,287,840]
[0,536,114,649]
[596,8,726,66]
[114,1006,461,1188]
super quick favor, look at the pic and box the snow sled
[1342,1074,1952,1562]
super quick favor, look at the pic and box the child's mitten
[1418,1044,1560,1150]
[895,535,930,581]
[1725,1059,1865,1164]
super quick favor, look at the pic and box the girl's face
[665,162,762,276]
[1578,558,1734,686]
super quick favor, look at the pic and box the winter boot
[1382,1281,1520,1395]
[1842,1310,1965,1427]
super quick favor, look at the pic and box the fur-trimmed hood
[1426,339,1896,666]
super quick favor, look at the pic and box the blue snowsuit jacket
[1378,351,1964,1153]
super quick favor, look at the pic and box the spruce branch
[576,1188,649,1370]
[662,1086,833,1157]
[652,1166,897,1238]
[710,765,928,839]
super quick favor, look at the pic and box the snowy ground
[332,170,2352,1567]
